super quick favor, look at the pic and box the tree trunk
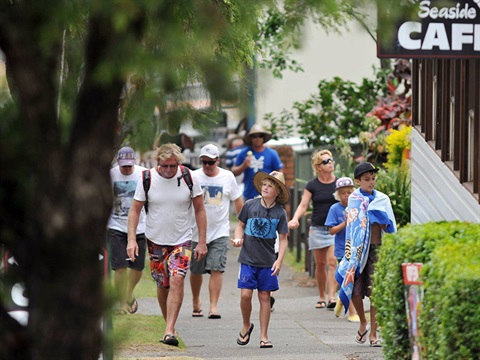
[0,4,144,359]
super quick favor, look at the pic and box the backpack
[142,165,194,213]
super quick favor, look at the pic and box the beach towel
[334,189,396,313]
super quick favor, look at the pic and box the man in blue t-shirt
[232,124,283,200]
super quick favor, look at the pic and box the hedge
[373,221,480,359]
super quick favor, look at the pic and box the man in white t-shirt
[190,144,243,319]
[108,146,147,315]
[127,143,207,347]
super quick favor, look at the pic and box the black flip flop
[192,309,203,317]
[160,334,179,347]
[260,340,273,348]
[208,313,221,319]
[237,323,254,346]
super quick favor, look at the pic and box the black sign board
[378,0,480,59]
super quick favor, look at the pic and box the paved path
[135,243,384,360]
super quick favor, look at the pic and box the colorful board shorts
[147,239,192,289]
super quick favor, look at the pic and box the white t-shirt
[108,165,147,234]
[192,168,242,243]
[133,166,203,246]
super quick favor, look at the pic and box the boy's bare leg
[258,290,271,343]
[239,288,253,334]
[352,295,369,341]
[369,305,379,342]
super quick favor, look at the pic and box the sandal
[315,301,327,309]
[355,325,370,344]
[370,339,382,347]
[260,340,273,348]
[160,334,179,347]
[237,323,254,346]
[127,297,138,314]
[327,299,337,309]
[192,309,203,317]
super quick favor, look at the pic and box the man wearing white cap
[107,146,147,315]
[190,144,243,319]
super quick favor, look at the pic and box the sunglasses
[336,179,353,187]
[201,159,217,166]
[158,164,178,169]
[318,158,334,165]
[251,134,264,139]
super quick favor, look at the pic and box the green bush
[373,221,480,360]
[420,242,480,359]
[375,167,411,227]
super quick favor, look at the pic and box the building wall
[256,19,380,128]
[411,128,480,224]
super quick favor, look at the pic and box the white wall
[411,128,480,224]
[256,19,380,128]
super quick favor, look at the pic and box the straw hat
[244,124,272,145]
[253,171,290,205]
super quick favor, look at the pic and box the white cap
[199,144,220,159]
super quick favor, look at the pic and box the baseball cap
[354,162,379,179]
[335,177,354,190]
[199,144,220,159]
[117,147,135,166]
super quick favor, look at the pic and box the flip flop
[127,297,138,314]
[370,339,382,347]
[237,323,254,346]
[260,340,273,348]
[327,299,337,309]
[315,301,327,309]
[355,325,370,344]
[208,313,221,319]
[192,309,203,317]
[160,334,179,347]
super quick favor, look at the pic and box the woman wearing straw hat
[231,171,289,349]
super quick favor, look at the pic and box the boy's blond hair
[333,186,354,201]
[262,178,280,197]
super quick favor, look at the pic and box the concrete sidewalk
[135,243,384,360]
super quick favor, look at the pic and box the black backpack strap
[142,170,151,213]
[178,165,194,208]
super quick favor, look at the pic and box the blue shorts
[237,263,279,292]
[308,226,334,250]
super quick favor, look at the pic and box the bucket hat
[253,171,289,205]
[244,124,272,145]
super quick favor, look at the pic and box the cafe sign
[378,0,480,58]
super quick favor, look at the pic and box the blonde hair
[262,178,280,197]
[311,149,333,176]
[333,186,354,201]
[155,143,185,164]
